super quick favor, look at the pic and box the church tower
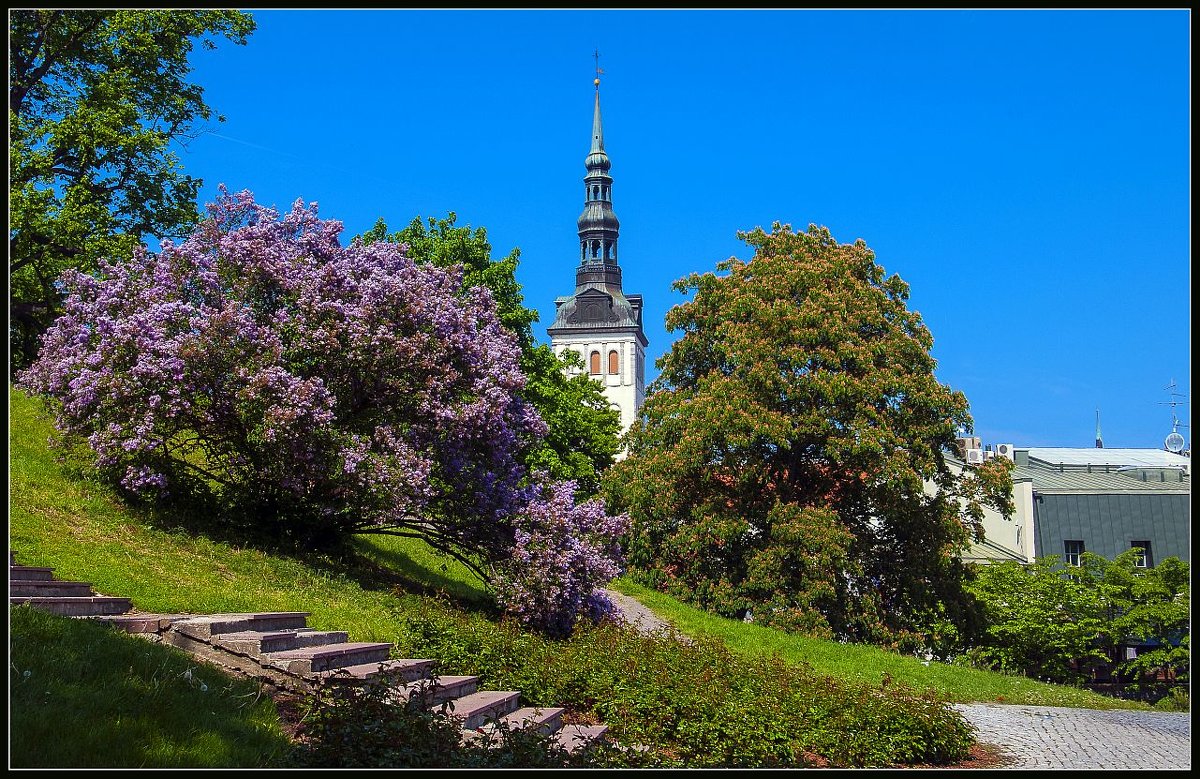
[548,70,647,442]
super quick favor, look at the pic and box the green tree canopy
[359,215,621,495]
[9,9,255,371]
[966,550,1189,691]
[605,222,1013,649]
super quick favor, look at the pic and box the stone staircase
[8,551,608,756]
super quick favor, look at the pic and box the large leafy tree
[605,223,1013,648]
[9,9,255,371]
[360,215,621,496]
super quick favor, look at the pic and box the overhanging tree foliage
[605,222,1013,649]
[9,9,255,371]
[359,215,621,496]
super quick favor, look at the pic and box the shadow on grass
[103,471,498,616]
[9,605,292,768]
[345,535,496,613]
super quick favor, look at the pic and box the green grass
[608,579,1149,710]
[10,605,291,768]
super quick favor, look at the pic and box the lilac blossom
[18,187,627,635]
[493,477,632,637]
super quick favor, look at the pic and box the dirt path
[602,588,674,636]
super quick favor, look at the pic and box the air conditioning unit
[995,443,1015,461]
[965,448,984,466]
[984,450,997,460]
[956,436,982,457]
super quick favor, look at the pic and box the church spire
[577,58,620,284]
[547,56,647,443]
[589,76,605,155]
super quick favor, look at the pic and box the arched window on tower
[590,350,601,375]
[608,349,619,375]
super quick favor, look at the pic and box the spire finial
[593,48,603,88]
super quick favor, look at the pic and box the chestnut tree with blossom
[604,223,1014,652]
[18,188,628,636]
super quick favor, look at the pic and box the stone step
[398,675,480,707]
[214,628,349,655]
[496,706,567,737]
[261,641,392,674]
[171,612,311,640]
[313,658,436,685]
[462,705,567,745]
[85,613,188,634]
[436,689,522,731]
[9,580,95,597]
[554,724,609,754]
[11,595,133,617]
[9,565,56,581]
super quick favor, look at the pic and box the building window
[1063,539,1085,567]
[608,349,619,375]
[1130,541,1152,568]
[589,350,601,375]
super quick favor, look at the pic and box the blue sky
[175,8,1190,451]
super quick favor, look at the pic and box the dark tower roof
[549,75,647,346]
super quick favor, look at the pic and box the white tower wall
[553,336,645,445]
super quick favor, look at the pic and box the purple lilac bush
[496,478,630,636]
[18,187,628,635]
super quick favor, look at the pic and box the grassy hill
[8,386,1148,768]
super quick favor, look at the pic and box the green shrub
[391,597,975,768]
[1152,686,1189,712]
[965,552,1190,692]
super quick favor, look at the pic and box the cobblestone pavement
[952,703,1191,770]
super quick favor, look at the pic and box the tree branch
[10,12,107,117]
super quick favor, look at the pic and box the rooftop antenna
[1159,379,1188,454]
[1095,408,1103,449]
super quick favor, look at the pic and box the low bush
[964,552,1190,693]
[391,598,975,768]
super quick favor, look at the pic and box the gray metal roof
[1015,461,1190,495]
[1026,447,1190,469]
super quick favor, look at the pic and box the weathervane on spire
[593,48,604,89]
